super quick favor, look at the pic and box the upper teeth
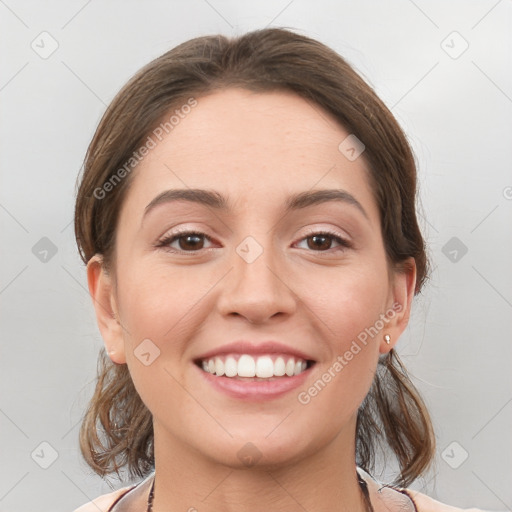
[201,355,308,378]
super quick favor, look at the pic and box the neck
[151,419,368,512]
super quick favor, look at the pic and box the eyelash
[155,228,353,255]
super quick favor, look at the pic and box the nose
[216,238,297,324]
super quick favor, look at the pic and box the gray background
[1,1,511,511]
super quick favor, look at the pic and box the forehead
[121,87,378,221]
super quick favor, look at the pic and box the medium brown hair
[74,27,435,487]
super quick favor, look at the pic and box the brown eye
[295,231,352,252]
[307,234,333,251]
[177,233,205,251]
[157,231,213,252]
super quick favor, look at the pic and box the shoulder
[356,466,486,512]
[405,489,487,512]
[72,486,134,512]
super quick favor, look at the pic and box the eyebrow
[143,188,369,221]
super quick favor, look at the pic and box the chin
[196,426,319,471]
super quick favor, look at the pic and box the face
[88,88,415,469]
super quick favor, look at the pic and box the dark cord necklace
[146,471,375,511]
[146,476,154,511]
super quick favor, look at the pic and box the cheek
[296,263,387,412]
[307,261,389,342]
[116,260,204,342]
[114,262,202,417]
[297,311,380,431]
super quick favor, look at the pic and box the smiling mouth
[195,354,316,379]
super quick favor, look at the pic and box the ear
[86,254,126,364]
[380,257,417,354]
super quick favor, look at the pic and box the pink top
[72,467,489,512]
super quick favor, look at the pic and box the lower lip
[195,363,313,401]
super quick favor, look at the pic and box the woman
[72,28,487,512]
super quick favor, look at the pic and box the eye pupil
[308,234,331,251]
[180,234,204,250]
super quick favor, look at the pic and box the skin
[87,88,416,512]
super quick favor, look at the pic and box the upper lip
[194,341,316,362]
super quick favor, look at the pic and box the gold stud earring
[384,334,391,345]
